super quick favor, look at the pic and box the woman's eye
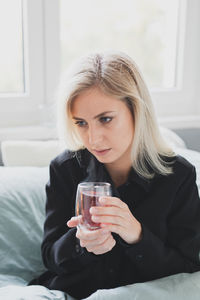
[75,120,87,127]
[99,116,113,124]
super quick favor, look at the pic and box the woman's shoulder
[50,148,89,169]
[51,149,76,166]
[161,154,196,181]
[152,154,197,192]
[172,154,195,173]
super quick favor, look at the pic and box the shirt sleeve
[41,159,100,276]
[118,166,200,281]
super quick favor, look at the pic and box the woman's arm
[41,158,100,276]
[118,166,200,280]
[91,166,200,281]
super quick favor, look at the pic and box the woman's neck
[105,162,132,188]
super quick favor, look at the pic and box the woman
[29,51,200,299]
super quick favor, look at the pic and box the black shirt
[29,149,200,299]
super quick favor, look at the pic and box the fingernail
[100,197,106,203]
[92,215,98,221]
[90,207,95,214]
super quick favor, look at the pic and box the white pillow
[0,166,48,283]
[159,127,186,149]
[175,148,200,190]
[1,140,64,167]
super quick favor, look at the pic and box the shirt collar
[127,167,152,192]
[76,149,152,192]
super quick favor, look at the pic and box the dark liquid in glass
[81,192,101,229]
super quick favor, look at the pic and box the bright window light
[0,0,25,94]
[60,0,180,89]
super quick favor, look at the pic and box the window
[0,0,47,128]
[60,0,180,89]
[0,0,199,130]
[0,0,25,93]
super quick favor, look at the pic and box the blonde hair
[56,51,175,179]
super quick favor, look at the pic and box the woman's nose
[88,125,103,146]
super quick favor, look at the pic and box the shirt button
[75,244,80,253]
[136,254,143,261]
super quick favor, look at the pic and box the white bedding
[0,272,200,300]
[0,147,200,300]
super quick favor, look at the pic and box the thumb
[67,216,82,228]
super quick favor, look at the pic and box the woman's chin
[94,154,116,164]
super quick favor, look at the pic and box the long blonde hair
[56,51,175,179]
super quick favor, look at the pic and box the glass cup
[75,182,112,230]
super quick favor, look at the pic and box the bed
[0,127,200,300]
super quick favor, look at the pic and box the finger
[101,221,143,244]
[92,214,123,226]
[79,232,111,248]
[76,227,109,241]
[90,205,124,218]
[89,235,116,254]
[100,223,122,236]
[99,196,128,209]
[67,216,81,228]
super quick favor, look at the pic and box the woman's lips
[93,149,111,156]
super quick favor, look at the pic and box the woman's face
[71,87,135,170]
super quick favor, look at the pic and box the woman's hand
[67,216,116,255]
[90,197,142,244]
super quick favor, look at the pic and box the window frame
[0,0,60,128]
[153,0,200,127]
[0,0,199,129]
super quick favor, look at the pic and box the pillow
[175,148,200,190]
[159,127,186,149]
[0,284,68,300]
[83,271,200,300]
[1,140,64,167]
[0,166,49,283]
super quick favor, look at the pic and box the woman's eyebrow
[72,111,115,120]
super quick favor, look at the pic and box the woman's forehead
[71,88,126,118]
